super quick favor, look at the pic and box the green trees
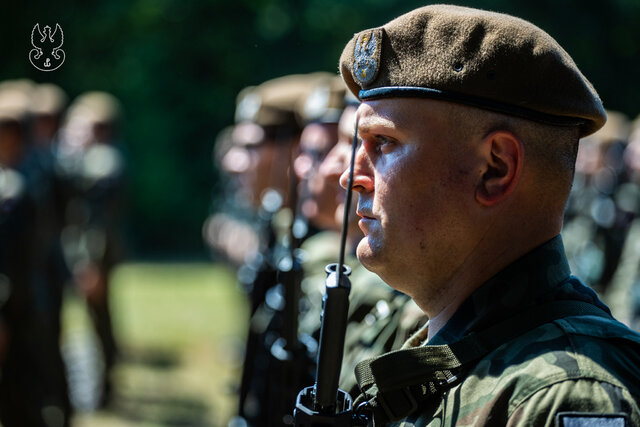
[3,0,638,256]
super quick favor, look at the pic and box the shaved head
[441,102,580,213]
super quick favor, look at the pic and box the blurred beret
[298,75,347,125]
[29,83,68,116]
[67,91,122,124]
[0,79,34,124]
[340,4,606,137]
[586,110,630,145]
[235,73,333,129]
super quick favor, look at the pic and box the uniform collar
[428,235,609,345]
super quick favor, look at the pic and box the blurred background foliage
[2,0,639,258]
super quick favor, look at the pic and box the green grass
[110,263,247,349]
[65,262,249,427]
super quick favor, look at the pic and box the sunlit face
[340,98,478,294]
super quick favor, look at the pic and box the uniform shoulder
[506,378,640,426]
[458,316,640,420]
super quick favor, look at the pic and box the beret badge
[353,30,380,85]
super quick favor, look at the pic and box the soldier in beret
[336,5,640,425]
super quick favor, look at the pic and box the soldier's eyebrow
[357,115,404,139]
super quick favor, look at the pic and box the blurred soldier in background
[293,75,346,236]
[24,82,70,340]
[294,76,352,338]
[209,73,329,425]
[0,79,71,427]
[205,74,328,272]
[563,111,632,293]
[55,91,126,408]
[602,116,640,331]
[25,83,73,424]
[203,125,262,267]
[0,80,40,426]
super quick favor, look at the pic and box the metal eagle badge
[353,30,380,85]
[29,23,65,72]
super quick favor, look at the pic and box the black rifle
[294,117,369,426]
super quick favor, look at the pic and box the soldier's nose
[340,145,374,193]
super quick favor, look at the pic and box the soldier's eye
[376,135,396,153]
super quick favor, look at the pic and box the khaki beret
[340,4,606,137]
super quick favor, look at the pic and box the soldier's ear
[475,130,523,206]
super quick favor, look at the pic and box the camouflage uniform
[353,236,640,426]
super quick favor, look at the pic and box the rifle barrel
[313,263,351,412]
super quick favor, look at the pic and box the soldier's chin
[356,236,382,272]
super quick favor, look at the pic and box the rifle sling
[354,300,611,422]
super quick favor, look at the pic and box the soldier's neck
[420,229,562,342]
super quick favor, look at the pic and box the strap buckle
[376,387,418,422]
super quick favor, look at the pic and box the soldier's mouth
[357,211,376,221]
